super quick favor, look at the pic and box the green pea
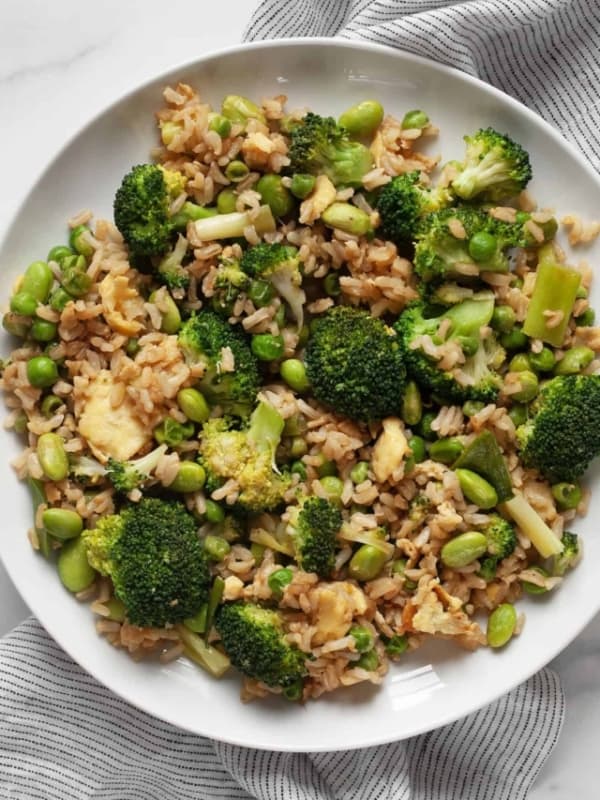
[455,468,498,509]
[487,603,517,648]
[508,404,528,427]
[339,100,384,138]
[391,558,417,590]
[500,327,528,351]
[105,597,126,622]
[224,160,250,182]
[204,499,225,524]
[551,482,582,511]
[168,462,206,493]
[468,231,497,262]
[323,272,341,297]
[348,544,389,582]
[203,534,231,562]
[509,353,531,372]
[521,566,550,595]
[291,460,307,480]
[320,475,344,505]
[457,336,479,357]
[248,279,274,307]
[321,202,371,236]
[208,113,232,138]
[407,436,425,465]
[349,624,373,653]
[13,412,28,434]
[47,245,74,264]
[575,308,595,327]
[401,109,429,129]
[576,285,588,299]
[268,567,294,600]
[462,400,485,418]
[42,508,83,541]
[125,338,140,357]
[41,394,63,417]
[21,261,54,303]
[49,287,73,312]
[290,436,307,458]
[554,346,594,375]
[350,461,369,484]
[355,649,379,671]
[280,358,310,392]
[69,225,94,258]
[10,292,37,316]
[37,432,69,481]
[177,388,210,423]
[290,173,316,199]
[282,679,304,702]
[441,531,488,568]
[26,356,58,388]
[251,333,284,361]
[31,318,58,343]
[491,305,516,333]
[529,347,555,373]
[256,174,294,218]
[316,457,337,478]
[402,381,422,426]
[429,437,464,465]
[3,313,31,338]
[60,265,92,298]
[57,537,96,593]
[385,634,409,657]
[217,187,238,214]
[221,94,266,126]
[511,370,538,403]
[417,411,437,441]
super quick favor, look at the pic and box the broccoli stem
[28,477,52,558]
[176,624,230,678]
[247,401,285,452]
[523,251,581,346]
[204,576,225,642]
[190,205,276,242]
[171,202,218,230]
[249,528,295,556]
[500,492,563,558]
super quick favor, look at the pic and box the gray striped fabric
[0,619,563,799]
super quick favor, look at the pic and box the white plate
[1,38,599,752]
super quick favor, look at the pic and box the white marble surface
[0,1,598,795]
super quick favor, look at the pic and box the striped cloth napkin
[6,0,599,795]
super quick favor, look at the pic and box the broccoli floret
[451,127,532,201]
[211,259,250,317]
[395,296,504,404]
[552,531,580,576]
[105,444,168,493]
[305,305,406,421]
[286,496,342,577]
[178,311,259,416]
[200,400,290,512]
[215,601,307,692]
[288,112,373,187]
[376,171,452,243]
[481,513,517,559]
[516,375,600,482]
[408,493,432,525]
[413,207,518,283]
[70,454,108,485]
[156,234,190,291]
[82,498,210,627]
[240,243,305,328]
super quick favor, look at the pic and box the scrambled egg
[403,577,485,648]
[98,274,145,337]
[310,581,370,645]
[372,417,410,483]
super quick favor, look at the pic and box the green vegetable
[49,288,73,312]
[320,475,344,504]
[409,436,427,463]
[149,289,181,334]
[37,433,69,482]
[31,318,58,343]
[256,174,294,218]
[554,346,594,375]
[441,531,488,568]
[511,370,539,403]
[529,347,555,373]
[551,482,582,510]
[321,202,372,236]
[290,173,316,199]
[225,160,250,182]
[240,242,305,328]
[401,381,422,426]
[221,95,266,126]
[350,461,369,484]
[69,224,94,258]
[385,634,409,657]
[402,109,429,129]
[204,499,225,524]
[348,625,373,654]
[355,650,379,671]
[521,565,550,595]
[217,187,237,214]
[339,100,384,138]
[523,255,581,346]
[509,353,531,373]
[21,261,54,303]
[323,273,340,297]
[500,327,528,351]
[154,418,194,447]
[203,535,231,562]
[251,333,285,361]
[291,461,307,480]
[455,468,498,509]
[47,245,74,264]
[177,387,210,423]
[287,496,342,577]
[487,603,517,648]
[490,305,516,333]
[417,412,438,441]
[208,113,232,138]
[463,400,485,417]
[268,568,294,600]
[28,477,52,558]
[10,292,37,316]
[42,508,83,541]
[190,204,276,243]
[508,404,528,427]
[468,231,497,262]
[429,437,464,465]
[348,544,389,581]
[170,202,218,231]
[13,412,27,434]
[500,492,563,558]
[552,531,580,576]
[168,462,206,493]
[280,359,310,393]
[184,605,208,634]
[3,313,31,338]
[176,623,230,678]
[454,430,513,503]
[58,537,96,593]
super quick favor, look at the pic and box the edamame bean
[290,173,316,199]
[31,318,58,343]
[339,100,384,138]
[47,245,74,264]
[60,265,92,298]
[168,462,206,493]
[208,113,232,138]
[554,346,594,375]
[441,531,488,568]
[417,411,438,441]
[323,273,340,297]
[268,567,294,600]
[509,353,532,373]
[177,387,210,423]
[217,187,237,214]
[149,290,181,334]
[401,381,422,426]
[429,437,464,465]
[508,404,528,427]
[221,95,266,125]
[349,624,373,653]
[42,508,83,541]
[10,292,37,316]
[224,160,250,182]
[350,461,369,484]
[401,109,429,129]
[256,174,294,218]
[385,634,409,657]
[26,356,58,388]
[491,305,516,333]
[321,202,371,236]
[529,346,555,372]
[500,327,528,350]
[37,432,69,481]
[251,333,284,361]
[280,359,310,392]
[69,225,94,258]
[49,287,73,312]
[512,370,539,403]
[521,565,550,595]
[487,603,517,648]
[57,537,96,593]
[468,231,497,262]
[21,261,53,303]
[355,649,379,671]
[551,482,582,510]
[41,394,62,417]
[203,534,231,562]
[320,476,344,506]
[462,400,485,417]
[348,544,389,581]
[455,468,498,509]
[204,499,225,524]
[3,313,30,338]
[409,435,427,464]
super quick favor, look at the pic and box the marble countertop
[0,2,598,796]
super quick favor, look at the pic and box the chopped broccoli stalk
[288,111,373,187]
[305,305,406,421]
[106,444,168,493]
[287,496,342,577]
[171,202,218,230]
[70,454,108,485]
[522,254,581,346]
[454,431,513,502]
[190,205,276,242]
[451,127,532,201]
[395,295,505,404]
[214,601,307,690]
[200,400,290,512]
[516,375,600,482]
[82,498,210,627]
[156,234,190,291]
[28,478,51,559]
[176,624,230,678]
[211,259,250,316]
[178,311,260,416]
[551,531,580,576]
[376,171,452,243]
[500,492,563,558]
[240,243,305,328]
